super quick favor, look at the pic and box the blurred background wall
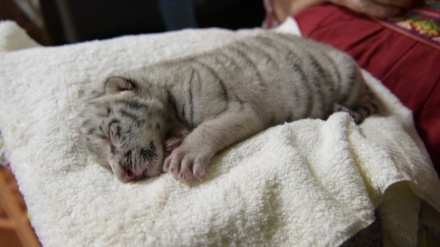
[2,0,265,45]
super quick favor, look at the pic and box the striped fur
[78,32,380,183]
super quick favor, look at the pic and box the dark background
[1,0,265,46]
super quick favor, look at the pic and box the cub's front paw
[163,146,212,184]
[164,125,189,153]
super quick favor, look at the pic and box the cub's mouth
[113,162,160,182]
[106,139,164,182]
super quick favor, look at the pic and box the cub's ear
[104,77,137,94]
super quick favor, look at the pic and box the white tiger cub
[78,32,379,183]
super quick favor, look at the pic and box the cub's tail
[333,91,381,124]
[333,66,382,124]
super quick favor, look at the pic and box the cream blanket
[0,20,439,247]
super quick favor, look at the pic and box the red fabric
[295,4,440,174]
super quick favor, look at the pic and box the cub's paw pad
[163,147,211,184]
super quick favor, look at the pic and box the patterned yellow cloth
[379,0,440,49]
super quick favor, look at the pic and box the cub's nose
[123,168,137,182]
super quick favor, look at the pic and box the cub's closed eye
[109,138,116,153]
[141,148,156,161]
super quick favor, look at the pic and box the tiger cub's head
[79,77,167,182]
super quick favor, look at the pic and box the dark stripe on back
[229,44,266,87]
[308,50,338,96]
[240,39,278,67]
[309,56,330,111]
[253,34,319,118]
[188,69,195,124]
[259,34,316,118]
[253,35,291,55]
[291,64,313,118]
[269,34,330,117]
[216,47,244,70]
[208,53,245,106]
[192,60,229,102]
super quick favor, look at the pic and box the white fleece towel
[0,20,439,247]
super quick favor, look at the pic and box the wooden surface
[0,166,41,247]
